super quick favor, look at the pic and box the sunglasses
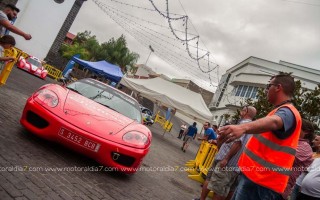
[266,83,278,90]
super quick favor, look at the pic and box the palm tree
[100,35,139,73]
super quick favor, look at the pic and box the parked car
[17,56,48,79]
[20,78,152,174]
[142,113,154,126]
[141,107,153,117]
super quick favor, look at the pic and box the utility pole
[145,45,154,66]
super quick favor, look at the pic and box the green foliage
[241,80,320,123]
[60,43,90,60]
[97,35,139,72]
[60,31,139,73]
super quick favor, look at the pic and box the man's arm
[0,56,14,62]
[219,141,242,168]
[0,20,31,40]
[219,115,283,142]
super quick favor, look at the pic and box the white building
[210,56,320,126]
[13,0,74,60]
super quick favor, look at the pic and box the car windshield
[26,57,41,67]
[67,79,142,123]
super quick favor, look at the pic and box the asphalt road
[0,67,202,200]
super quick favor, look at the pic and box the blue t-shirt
[186,125,198,137]
[273,107,296,139]
[204,128,217,140]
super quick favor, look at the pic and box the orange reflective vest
[238,104,301,193]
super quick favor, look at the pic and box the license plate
[58,128,101,152]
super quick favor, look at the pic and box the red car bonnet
[57,91,136,140]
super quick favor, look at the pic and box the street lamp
[145,45,154,66]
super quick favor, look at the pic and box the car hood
[59,92,136,140]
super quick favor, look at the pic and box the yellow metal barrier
[154,112,166,125]
[163,120,173,132]
[43,64,62,80]
[154,112,174,132]
[185,141,218,183]
[11,47,62,80]
[184,141,218,198]
[13,47,28,59]
[0,47,18,85]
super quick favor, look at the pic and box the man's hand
[24,33,32,40]
[219,158,228,168]
[4,57,15,62]
[218,125,246,143]
[208,139,217,144]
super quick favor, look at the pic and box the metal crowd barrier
[185,141,218,182]
[184,141,218,198]
[0,47,18,85]
[0,47,63,83]
[43,64,62,80]
[154,112,173,132]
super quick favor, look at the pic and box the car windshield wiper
[96,102,118,113]
[66,87,82,95]
[89,91,104,100]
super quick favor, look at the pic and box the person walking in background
[181,122,198,153]
[178,123,187,139]
[219,72,302,200]
[0,4,31,40]
[281,119,315,200]
[193,106,256,200]
[0,35,16,74]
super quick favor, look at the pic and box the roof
[120,77,213,123]
[66,32,76,40]
[71,57,123,83]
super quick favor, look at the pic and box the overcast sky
[70,0,320,92]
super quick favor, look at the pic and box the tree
[73,30,94,44]
[60,31,139,73]
[60,43,90,60]
[238,80,320,123]
[98,35,139,73]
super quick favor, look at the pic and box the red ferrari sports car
[17,56,48,79]
[20,78,152,173]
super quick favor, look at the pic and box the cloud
[70,0,320,92]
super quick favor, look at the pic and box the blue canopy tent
[71,57,123,83]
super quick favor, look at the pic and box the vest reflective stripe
[238,104,302,193]
[244,148,292,176]
[253,135,296,156]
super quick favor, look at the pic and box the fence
[185,141,218,197]
[13,47,62,80]
[154,112,173,132]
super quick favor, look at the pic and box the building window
[245,86,253,98]
[240,86,248,97]
[235,85,243,96]
[235,85,259,99]
[251,87,258,99]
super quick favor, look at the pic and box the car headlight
[34,89,59,108]
[123,131,149,146]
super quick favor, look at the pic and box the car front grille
[26,111,49,129]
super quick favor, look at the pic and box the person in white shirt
[297,158,320,199]
[178,123,187,139]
